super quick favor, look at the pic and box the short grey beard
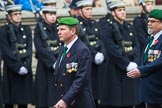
[148,28,153,35]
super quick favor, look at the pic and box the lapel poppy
[153,39,158,45]
[66,53,70,58]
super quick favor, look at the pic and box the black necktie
[144,36,154,62]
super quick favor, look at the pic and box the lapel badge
[148,50,161,62]
[72,62,78,72]
[66,62,78,73]
[153,39,158,45]
[67,53,70,58]
[66,63,72,73]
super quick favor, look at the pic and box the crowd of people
[0,0,162,108]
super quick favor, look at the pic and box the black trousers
[4,104,27,108]
[147,103,162,108]
[134,102,162,108]
[134,102,145,108]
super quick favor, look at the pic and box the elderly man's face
[148,18,162,35]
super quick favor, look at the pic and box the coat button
[60,83,63,87]
[62,73,66,76]
[61,94,64,97]
[23,35,26,38]
[54,83,57,86]
[53,72,55,75]
[21,28,24,31]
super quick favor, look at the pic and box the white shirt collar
[153,30,162,40]
[65,36,78,52]
[144,30,162,52]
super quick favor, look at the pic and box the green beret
[58,17,79,26]
[149,9,162,20]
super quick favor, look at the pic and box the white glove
[94,52,104,65]
[126,62,138,72]
[19,66,28,75]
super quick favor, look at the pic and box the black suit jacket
[54,39,95,108]
[139,33,162,104]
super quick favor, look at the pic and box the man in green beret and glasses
[127,9,162,108]
[52,17,95,108]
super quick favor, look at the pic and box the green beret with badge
[149,9,162,20]
[58,17,79,26]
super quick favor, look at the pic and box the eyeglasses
[147,20,161,23]
[11,12,22,16]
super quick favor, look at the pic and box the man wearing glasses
[127,9,162,108]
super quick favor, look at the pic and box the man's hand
[53,99,67,108]
[127,68,141,78]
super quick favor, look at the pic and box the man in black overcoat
[133,0,154,54]
[76,1,107,107]
[0,4,33,108]
[99,1,141,108]
[33,6,62,108]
